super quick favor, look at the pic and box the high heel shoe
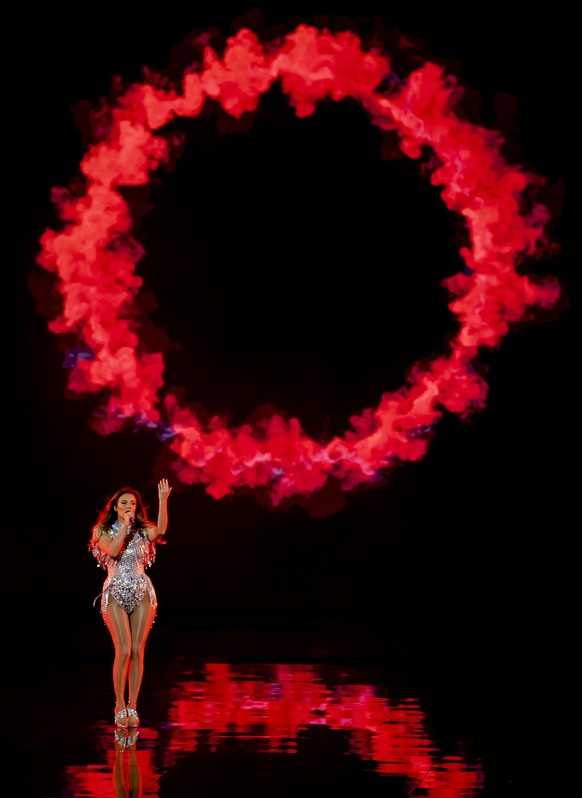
[114,702,128,729]
[126,703,140,728]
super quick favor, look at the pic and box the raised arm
[149,478,172,541]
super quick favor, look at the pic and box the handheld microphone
[129,516,135,525]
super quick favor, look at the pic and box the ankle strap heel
[126,705,140,728]
[114,703,128,729]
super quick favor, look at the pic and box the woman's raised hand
[158,478,172,500]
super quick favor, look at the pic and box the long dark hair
[93,486,151,533]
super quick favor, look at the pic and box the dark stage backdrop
[11,5,572,653]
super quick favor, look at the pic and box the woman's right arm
[93,523,130,558]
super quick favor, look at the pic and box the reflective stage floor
[4,615,559,797]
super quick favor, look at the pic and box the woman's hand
[158,478,172,501]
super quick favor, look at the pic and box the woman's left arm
[148,478,172,541]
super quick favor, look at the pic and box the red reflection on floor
[67,662,483,797]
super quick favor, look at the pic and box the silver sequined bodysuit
[91,521,158,618]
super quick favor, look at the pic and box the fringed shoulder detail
[88,525,157,570]
[90,542,116,570]
[89,526,116,570]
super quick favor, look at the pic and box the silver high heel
[126,704,140,728]
[114,702,128,729]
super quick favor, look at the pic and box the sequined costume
[91,520,158,619]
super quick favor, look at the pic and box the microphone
[129,516,135,525]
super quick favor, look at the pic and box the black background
[11,4,573,653]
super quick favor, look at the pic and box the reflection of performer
[113,730,141,797]
[90,479,172,729]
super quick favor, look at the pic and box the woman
[90,478,172,729]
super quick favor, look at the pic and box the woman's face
[115,492,137,523]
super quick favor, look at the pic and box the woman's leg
[104,598,132,709]
[127,595,156,710]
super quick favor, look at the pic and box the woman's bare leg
[127,595,156,710]
[104,598,132,709]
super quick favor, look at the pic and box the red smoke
[36,23,561,505]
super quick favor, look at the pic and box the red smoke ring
[36,23,561,505]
